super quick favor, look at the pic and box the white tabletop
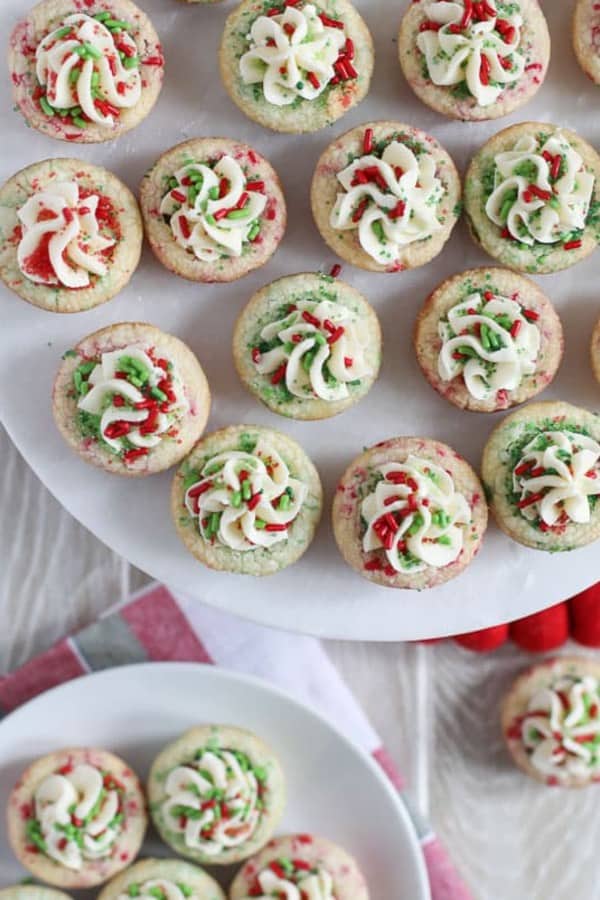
[3,423,600,900]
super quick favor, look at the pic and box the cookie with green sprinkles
[414,267,563,413]
[171,424,322,575]
[398,0,550,122]
[148,725,286,866]
[482,401,600,552]
[333,437,487,590]
[311,121,461,273]
[52,322,211,477]
[229,833,369,899]
[140,138,286,284]
[7,747,147,888]
[464,122,600,274]
[9,0,164,144]
[573,0,600,85]
[0,889,73,900]
[97,858,225,900]
[219,0,373,134]
[591,312,600,386]
[233,271,382,420]
[502,656,600,787]
[0,157,142,313]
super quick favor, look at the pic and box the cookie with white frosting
[229,834,369,899]
[502,656,600,788]
[53,322,210,477]
[6,747,147,888]
[482,401,600,551]
[414,267,563,413]
[171,425,322,576]
[573,0,600,85]
[332,437,487,590]
[9,0,163,144]
[140,138,286,284]
[148,725,285,867]
[591,314,600,385]
[98,858,225,900]
[0,889,73,900]
[398,0,550,121]
[219,0,373,134]
[311,121,461,273]
[0,158,142,313]
[465,122,600,274]
[233,272,381,420]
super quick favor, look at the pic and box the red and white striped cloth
[0,583,471,900]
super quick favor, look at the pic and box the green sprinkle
[177,886,192,898]
[231,490,242,508]
[26,819,47,853]
[242,480,252,501]
[371,220,385,242]
[54,26,73,38]
[227,208,250,220]
[248,222,261,241]
[150,386,167,402]
[62,349,77,359]
[39,96,54,116]
[127,885,141,898]
[187,186,198,206]
[205,214,216,226]
[123,56,139,69]
[83,42,102,59]
[255,518,266,530]
[73,45,89,57]
[313,332,327,346]
[68,105,82,117]
[168,176,179,190]
[91,71,100,88]
[239,432,257,453]
[69,67,81,84]
[209,186,219,201]
[93,11,112,21]
[437,535,452,546]
[148,889,166,900]
[72,116,87,128]
[253,765,268,783]
[278,493,290,511]
[105,18,131,30]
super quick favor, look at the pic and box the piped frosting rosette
[240,861,334,900]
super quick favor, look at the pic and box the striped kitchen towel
[0,582,471,900]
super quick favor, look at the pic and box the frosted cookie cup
[148,725,285,867]
[464,122,600,274]
[333,437,487,590]
[398,0,550,121]
[6,748,147,888]
[0,158,141,313]
[502,656,600,787]
[9,0,164,143]
[414,267,563,413]
[481,401,600,551]
[53,322,210,477]
[573,0,600,85]
[311,121,461,273]
[591,313,600,386]
[0,890,73,900]
[172,424,322,576]
[219,0,373,134]
[98,858,225,900]
[229,834,369,899]
[233,272,382,420]
[140,138,286,284]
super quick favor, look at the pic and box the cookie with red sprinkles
[573,0,600,85]
[332,437,487,591]
[172,424,322,576]
[311,121,461,274]
[219,0,373,134]
[52,322,211,477]
[0,157,142,313]
[148,725,286,866]
[233,271,382,420]
[591,312,600,385]
[464,122,600,274]
[6,747,147,888]
[140,138,286,284]
[502,656,600,787]
[97,858,225,900]
[481,401,600,552]
[229,833,369,899]
[398,0,550,122]
[9,0,164,144]
[414,267,563,413]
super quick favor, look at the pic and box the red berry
[509,603,569,653]
[569,582,600,647]
[454,623,509,652]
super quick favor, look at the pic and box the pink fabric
[373,745,406,791]
[0,640,84,712]
[120,585,213,663]
[423,837,472,900]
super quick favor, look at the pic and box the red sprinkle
[179,217,191,240]
[307,71,320,90]
[171,189,186,204]
[564,239,582,251]
[302,311,321,327]
[419,20,441,31]
[523,308,539,322]
[251,347,261,363]
[265,523,288,532]
[123,448,148,463]
[247,492,262,511]
[510,319,522,338]
[352,198,369,223]
[330,263,342,277]
[479,53,491,85]
[327,326,345,345]
[246,180,265,192]
[363,128,374,155]
[271,363,287,385]
[344,356,353,367]
[517,492,544,509]
[319,12,344,28]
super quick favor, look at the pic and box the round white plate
[1,0,599,640]
[0,662,429,899]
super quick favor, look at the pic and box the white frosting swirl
[33,764,122,870]
[417,1,525,106]
[253,298,371,402]
[17,181,115,288]
[485,133,595,246]
[184,438,307,551]
[77,345,189,453]
[244,867,334,900]
[512,430,600,527]
[36,13,141,127]
[240,3,347,106]
[438,289,540,400]
[162,750,261,855]
[362,455,472,573]
[330,139,445,265]
[520,674,600,779]
[160,156,266,262]
[118,880,189,900]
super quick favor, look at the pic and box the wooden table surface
[3,424,600,900]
